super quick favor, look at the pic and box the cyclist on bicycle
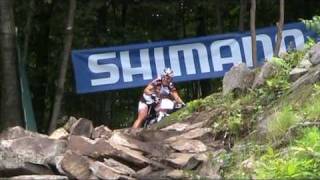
[132,68,185,128]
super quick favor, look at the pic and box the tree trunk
[250,0,257,67]
[0,0,23,129]
[274,0,284,57]
[48,0,77,133]
[239,0,247,31]
[22,0,35,63]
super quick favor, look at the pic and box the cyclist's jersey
[140,77,176,103]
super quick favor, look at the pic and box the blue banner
[72,22,317,94]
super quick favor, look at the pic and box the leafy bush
[255,127,320,178]
[186,99,203,113]
[301,15,320,34]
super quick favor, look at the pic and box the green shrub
[255,127,320,178]
[301,15,320,35]
[186,99,203,113]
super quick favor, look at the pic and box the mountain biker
[132,68,185,128]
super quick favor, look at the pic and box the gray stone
[89,161,121,180]
[49,128,69,140]
[223,63,255,95]
[0,126,48,140]
[289,67,308,82]
[297,52,312,69]
[69,118,93,138]
[0,136,67,166]
[104,158,136,175]
[61,151,91,179]
[92,125,112,139]
[169,139,207,153]
[10,175,68,180]
[252,61,278,88]
[309,42,320,65]
[63,116,78,132]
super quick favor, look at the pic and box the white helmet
[161,67,174,78]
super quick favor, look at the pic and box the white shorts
[138,101,148,111]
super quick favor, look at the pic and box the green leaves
[255,128,320,178]
[301,15,320,34]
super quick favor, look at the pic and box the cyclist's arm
[143,84,155,95]
[171,90,184,104]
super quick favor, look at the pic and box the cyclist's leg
[132,102,148,128]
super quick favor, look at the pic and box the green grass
[255,127,320,178]
[300,84,320,121]
[267,106,300,141]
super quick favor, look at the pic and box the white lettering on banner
[210,39,242,71]
[169,43,210,76]
[87,28,306,86]
[278,29,304,54]
[120,49,153,82]
[88,53,120,86]
[242,34,273,67]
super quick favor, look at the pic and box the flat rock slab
[10,175,68,180]
[61,151,91,179]
[0,126,48,140]
[169,139,207,153]
[165,128,212,142]
[104,158,136,175]
[164,153,201,169]
[0,136,67,165]
[289,67,308,82]
[89,161,121,180]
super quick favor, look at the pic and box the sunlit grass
[267,106,300,141]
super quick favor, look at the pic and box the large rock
[49,128,69,140]
[0,134,66,176]
[289,67,308,82]
[69,118,93,138]
[161,120,209,132]
[165,128,212,142]
[0,161,54,177]
[223,63,255,95]
[197,150,225,179]
[297,52,313,69]
[169,139,207,153]
[10,175,68,180]
[0,126,47,140]
[252,61,278,88]
[140,169,187,179]
[63,116,78,132]
[89,161,121,180]
[164,153,201,169]
[290,63,320,92]
[0,136,67,165]
[92,125,112,139]
[108,132,171,158]
[60,151,91,179]
[68,135,117,158]
[309,42,320,65]
[104,158,136,176]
